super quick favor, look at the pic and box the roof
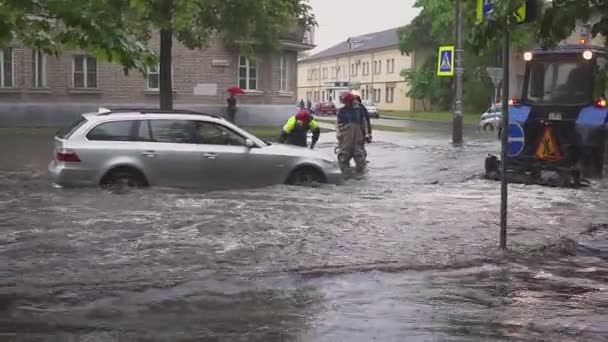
[531,44,607,55]
[301,27,400,62]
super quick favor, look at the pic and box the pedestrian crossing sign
[437,46,454,77]
[535,126,563,161]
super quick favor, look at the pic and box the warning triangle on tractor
[440,52,451,71]
[535,126,562,161]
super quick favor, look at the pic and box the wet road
[0,128,607,341]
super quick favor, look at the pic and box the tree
[468,0,608,52]
[401,67,437,111]
[0,0,156,74]
[398,0,540,113]
[127,0,316,109]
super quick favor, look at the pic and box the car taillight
[56,149,81,162]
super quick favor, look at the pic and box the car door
[192,121,257,189]
[139,119,206,188]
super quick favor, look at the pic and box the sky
[307,0,420,53]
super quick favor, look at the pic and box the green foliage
[401,57,453,111]
[399,0,507,112]
[401,68,436,111]
[0,0,157,74]
[125,0,316,108]
[537,0,608,48]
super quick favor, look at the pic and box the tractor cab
[485,44,608,187]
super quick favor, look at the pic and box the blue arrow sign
[477,0,530,23]
[507,123,525,157]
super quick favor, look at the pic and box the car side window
[149,120,197,144]
[87,120,136,141]
[195,122,246,146]
[135,120,153,142]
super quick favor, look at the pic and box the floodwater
[0,126,606,341]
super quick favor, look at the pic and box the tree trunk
[159,28,173,110]
[422,98,428,112]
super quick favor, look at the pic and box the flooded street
[0,127,607,341]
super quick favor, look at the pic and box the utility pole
[453,0,464,144]
[500,29,510,249]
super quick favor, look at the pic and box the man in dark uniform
[336,91,368,174]
[352,90,372,143]
[278,109,321,149]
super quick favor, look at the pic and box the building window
[32,49,47,88]
[238,56,257,90]
[386,58,395,73]
[373,88,382,103]
[385,86,395,103]
[0,48,14,88]
[147,64,160,90]
[280,56,289,91]
[72,55,97,88]
[146,64,174,91]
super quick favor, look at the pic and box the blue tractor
[485,44,608,187]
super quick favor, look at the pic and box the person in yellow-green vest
[278,109,320,148]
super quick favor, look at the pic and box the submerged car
[49,108,343,190]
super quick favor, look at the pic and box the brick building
[0,27,314,127]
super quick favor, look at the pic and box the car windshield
[525,57,593,105]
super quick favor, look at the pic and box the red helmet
[296,109,311,122]
[340,91,355,104]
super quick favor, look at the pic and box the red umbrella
[227,86,245,95]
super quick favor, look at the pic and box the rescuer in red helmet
[278,109,320,148]
[336,91,368,175]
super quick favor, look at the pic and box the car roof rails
[96,107,223,119]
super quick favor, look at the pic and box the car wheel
[101,168,147,192]
[287,166,325,186]
[483,123,494,131]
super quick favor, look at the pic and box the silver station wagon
[48,108,343,190]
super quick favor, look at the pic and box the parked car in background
[314,101,337,115]
[362,100,379,118]
[478,105,502,132]
[48,108,343,191]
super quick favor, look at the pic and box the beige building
[297,27,420,112]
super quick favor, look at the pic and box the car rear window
[87,120,136,141]
[56,116,88,140]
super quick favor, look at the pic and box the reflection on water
[0,129,606,341]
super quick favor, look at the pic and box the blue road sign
[507,123,525,157]
[477,0,530,24]
[437,46,454,76]
[482,0,494,17]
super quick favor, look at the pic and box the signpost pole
[453,0,464,144]
[499,29,510,249]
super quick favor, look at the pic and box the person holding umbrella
[226,86,244,123]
